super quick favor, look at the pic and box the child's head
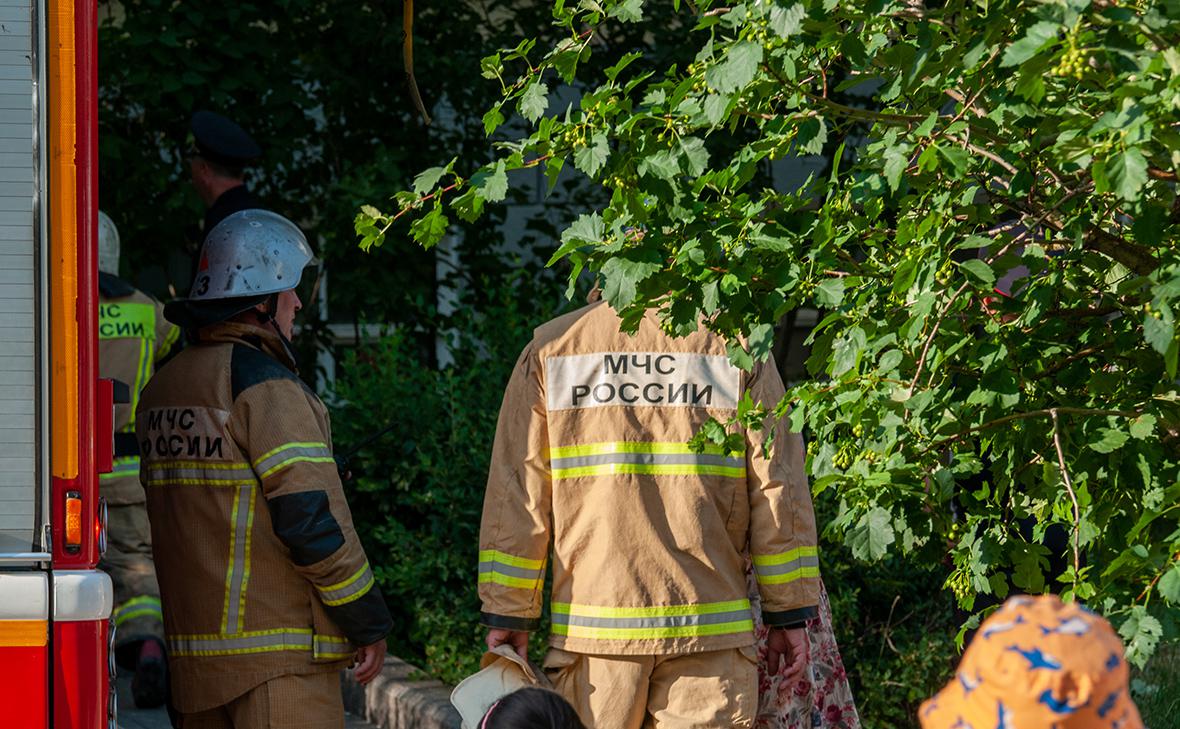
[481,687,586,729]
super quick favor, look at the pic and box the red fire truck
[0,0,114,727]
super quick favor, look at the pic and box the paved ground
[116,673,377,729]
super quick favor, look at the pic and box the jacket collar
[196,320,298,373]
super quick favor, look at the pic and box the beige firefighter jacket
[479,301,821,656]
[99,273,180,504]
[136,320,392,713]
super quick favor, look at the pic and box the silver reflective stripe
[549,452,743,470]
[550,608,753,629]
[168,630,313,656]
[477,561,540,580]
[313,634,353,658]
[222,485,256,634]
[753,554,821,578]
[253,443,333,479]
[143,464,255,486]
[318,564,375,606]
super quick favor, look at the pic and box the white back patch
[545,352,740,411]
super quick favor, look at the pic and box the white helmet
[98,210,119,275]
[189,209,314,300]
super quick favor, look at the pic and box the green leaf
[1129,414,1157,440]
[608,0,643,22]
[848,507,895,561]
[679,137,709,176]
[1089,428,1129,454]
[831,326,866,376]
[520,81,549,123]
[726,338,754,370]
[1108,148,1149,201]
[479,160,509,203]
[574,131,610,177]
[412,166,446,196]
[600,256,661,308]
[815,278,845,307]
[1159,565,1180,604]
[1119,606,1163,668]
[884,146,907,192]
[705,41,762,93]
[1144,313,1174,355]
[1000,21,1060,67]
[797,116,828,155]
[703,94,730,126]
[482,106,505,137]
[409,205,449,249]
[748,323,774,362]
[768,4,806,38]
[959,259,996,286]
[548,212,603,265]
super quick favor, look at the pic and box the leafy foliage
[329,272,568,682]
[362,0,1180,661]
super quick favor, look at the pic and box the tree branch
[1083,228,1159,276]
[1050,408,1082,587]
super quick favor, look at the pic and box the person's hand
[486,628,530,660]
[352,640,387,685]
[766,627,810,685]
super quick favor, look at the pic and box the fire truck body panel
[0,0,111,726]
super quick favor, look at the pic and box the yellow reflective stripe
[144,478,255,487]
[259,456,336,479]
[157,321,180,358]
[171,628,313,640]
[552,463,745,479]
[320,562,370,593]
[114,595,163,626]
[479,572,543,590]
[313,634,354,659]
[253,442,335,479]
[548,441,741,459]
[756,566,821,586]
[751,546,819,567]
[253,441,329,465]
[478,550,544,570]
[551,599,750,619]
[236,487,257,625]
[318,563,376,607]
[551,621,754,640]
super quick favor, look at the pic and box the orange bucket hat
[920,595,1142,729]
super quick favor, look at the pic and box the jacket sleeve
[746,357,821,628]
[478,341,551,632]
[235,378,393,646]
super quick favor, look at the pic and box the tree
[359,0,1180,663]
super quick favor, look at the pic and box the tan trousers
[181,671,345,729]
[98,502,164,652]
[544,646,758,729]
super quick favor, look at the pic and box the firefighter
[188,110,262,241]
[479,295,821,729]
[136,209,392,728]
[96,210,181,708]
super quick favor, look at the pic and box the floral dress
[749,568,861,729]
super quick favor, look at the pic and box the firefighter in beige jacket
[137,210,391,728]
[479,298,821,729]
[96,211,181,708]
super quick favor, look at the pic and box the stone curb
[342,656,463,729]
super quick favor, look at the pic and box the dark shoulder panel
[230,343,299,400]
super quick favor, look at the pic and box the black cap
[190,110,262,167]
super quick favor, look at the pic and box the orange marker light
[65,491,83,552]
